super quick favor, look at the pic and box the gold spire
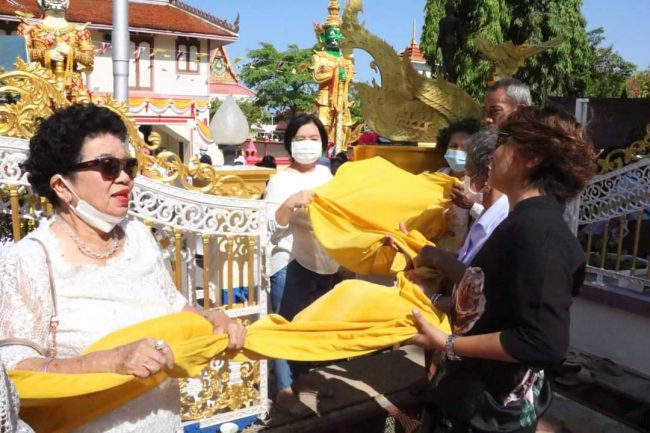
[412,19,417,45]
[324,0,341,28]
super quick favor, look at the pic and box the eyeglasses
[69,157,139,179]
[496,132,511,147]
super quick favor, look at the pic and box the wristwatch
[445,334,462,361]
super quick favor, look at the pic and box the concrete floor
[247,347,642,433]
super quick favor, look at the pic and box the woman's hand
[450,183,475,209]
[276,190,316,226]
[206,310,247,350]
[111,338,175,379]
[284,190,316,211]
[382,222,409,253]
[406,309,448,351]
[417,245,455,269]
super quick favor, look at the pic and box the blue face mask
[444,149,466,172]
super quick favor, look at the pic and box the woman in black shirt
[410,106,597,432]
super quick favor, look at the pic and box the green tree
[238,43,317,119]
[421,0,594,102]
[209,98,266,124]
[584,28,636,97]
[627,69,650,98]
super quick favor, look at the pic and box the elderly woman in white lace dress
[1,355,33,433]
[0,104,247,433]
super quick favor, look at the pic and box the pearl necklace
[58,218,120,260]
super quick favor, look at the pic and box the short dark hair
[24,103,127,206]
[436,118,482,153]
[199,154,213,165]
[499,106,597,203]
[283,113,328,156]
[256,155,277,168]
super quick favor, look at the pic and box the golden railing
[575,126,650,293]
[128,177,269,423]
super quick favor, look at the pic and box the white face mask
[291,140,322,165]
[56,175,125,233]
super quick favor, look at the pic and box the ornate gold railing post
[226,236,234,307]
[585,223,594,266]
[173,228,183,291]
[39,197,52,217]
[247,236,256,305]
[9,185,22,241]
[630,211,642,273]
[615,215,626,272]
[202,233,211,309]
[599,219,610,269]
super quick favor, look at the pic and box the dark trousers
[279,259,339,378]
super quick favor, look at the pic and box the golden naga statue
[340,0,481,143]
[475,36,564,79]
[312,0,361,153]
[17,0,94,100]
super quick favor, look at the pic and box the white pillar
[112,0,129,103]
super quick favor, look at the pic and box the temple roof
[0,0,238,40]
[399,19,426,63]
[400,41,426,63]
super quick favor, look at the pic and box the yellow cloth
[310,157,455,276]
[12,273,449,432]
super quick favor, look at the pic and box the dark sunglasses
[496,132,511,147]
[69,157,139,179]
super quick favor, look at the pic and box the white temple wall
[86,30,210,97]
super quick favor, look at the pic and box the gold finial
[412,19,417,45]
[324,0,341,28]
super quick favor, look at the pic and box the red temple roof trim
[0,0,238,40]
[209,83,256,97]
[400,42,426,63]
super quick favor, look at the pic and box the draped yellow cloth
[310,157,455,276]
[11,157,456,432]
[12,274,449,432]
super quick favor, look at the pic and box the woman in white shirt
[264,114,339,415]
[0,104,246,432]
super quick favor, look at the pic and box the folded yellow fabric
[310,157,455,276]
[12,273,449,432]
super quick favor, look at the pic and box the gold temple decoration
[340,0,481,143]
[312,0,362,153]
[0,59,69,138]
[596,124,650,174]
[0,60,264,200]
[475,36,564,79]
[17,2,94,101]
[324,0,341,27]
[180,359,260,420]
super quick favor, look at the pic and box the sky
[187,0,650,83]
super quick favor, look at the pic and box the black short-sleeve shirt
[428,195,586,421]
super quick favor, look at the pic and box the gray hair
[466,128,498,177]
[488,78,532,106]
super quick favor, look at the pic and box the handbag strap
[28,238,59,358]
[0,238,59,358]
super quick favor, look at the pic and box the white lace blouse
[0,218,188,433]
[1,356,33,433]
